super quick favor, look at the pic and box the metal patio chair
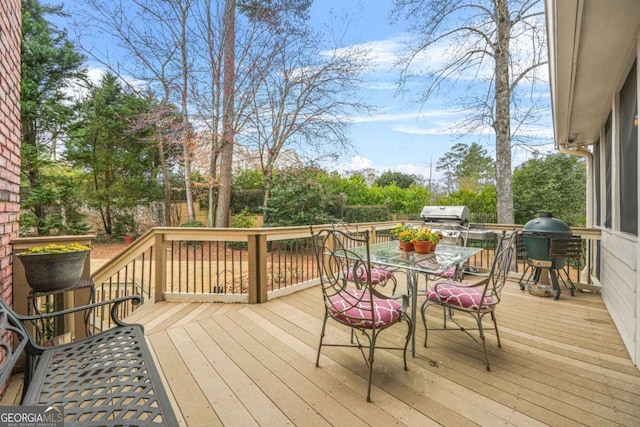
[421,230,516,371]
[332,223,399,295]
[310,227,413,402]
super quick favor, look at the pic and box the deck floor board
[135,279,640,426]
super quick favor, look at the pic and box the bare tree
[392,0,547,224]
[78,0,197,223]
[214,0,236,227]
[212,0,314,226]
[76,0,349,227]
[186,1,266,226]
[127,101,185,226]
[244,24,369,211]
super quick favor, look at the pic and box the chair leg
[476,317,491,371]
[403,316,412,370]
[421,300,430,347]
[491,311,501,348]
[316,312,329,367]
[367,330,378,402]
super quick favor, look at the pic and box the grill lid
[420,205,470,225]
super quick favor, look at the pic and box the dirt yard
[90,243,128,272]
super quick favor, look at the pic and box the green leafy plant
[397,230,415,242]
[178,220,206,228]
[227,210,256,250]
[18,243,90,255]
[411,227,433,242]
[390,223,411,238]
[231,209,256,228]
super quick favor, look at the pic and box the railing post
[154,232,166,303]
[248,233,267,303]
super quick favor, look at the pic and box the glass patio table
[352,241,483,356]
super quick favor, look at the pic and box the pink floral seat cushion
[327,289,403,328]
[426,280,495,311]
[440,266,457,279]
[346,266,394,284]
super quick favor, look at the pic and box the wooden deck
[125,279,640,427]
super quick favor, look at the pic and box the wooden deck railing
[12,222,602,331]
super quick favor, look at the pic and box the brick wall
[0,0,22,305]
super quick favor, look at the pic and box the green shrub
[231,209,255,228]
[178,220,206,228]
[227,210,256,250]
[343,205,389,223]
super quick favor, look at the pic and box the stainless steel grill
[420,205,470,226]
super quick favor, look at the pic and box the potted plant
[431,231,444,252]
[397,229,415,251]
[411,228,434,254]
[390,223,411,240]
[15,243,90,292]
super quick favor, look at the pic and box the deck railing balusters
[85,224,599,316]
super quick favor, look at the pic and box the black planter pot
[16,250,89,292]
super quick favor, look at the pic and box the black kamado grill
[522,212,572,268]
[521,212,575,299]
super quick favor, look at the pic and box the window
[619,60,638,235]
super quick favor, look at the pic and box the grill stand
[518,235,583,300]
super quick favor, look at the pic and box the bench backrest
[0,298,32,388]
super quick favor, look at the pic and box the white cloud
[349,109,460,124]
[348,155,373,170]
[64,67,150,102]
[514,126,555,139]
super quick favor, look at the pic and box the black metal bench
[0,295,178,426]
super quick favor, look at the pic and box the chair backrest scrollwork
[486,231,517,304]
[310,227,381,329]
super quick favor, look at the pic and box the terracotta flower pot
[413,240,433,254]
[399,241,414,252]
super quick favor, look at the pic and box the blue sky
[307,0,554,180]
[54,0,553,183]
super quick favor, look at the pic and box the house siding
[601,230,637,358]
[545,0,640,368]
[0,0,21,306]
[596,59,640,365]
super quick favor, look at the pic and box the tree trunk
[261,165,273,223]
[215,0,236,228]
[180,1,195,222]
[493,0,514,225]
[158,131,173,226]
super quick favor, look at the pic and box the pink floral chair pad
[426,280,495,311]
[346,266,394,284]
[328,289,402,328]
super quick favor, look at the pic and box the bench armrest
[21,295,143,363]
[17,294,141,327]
